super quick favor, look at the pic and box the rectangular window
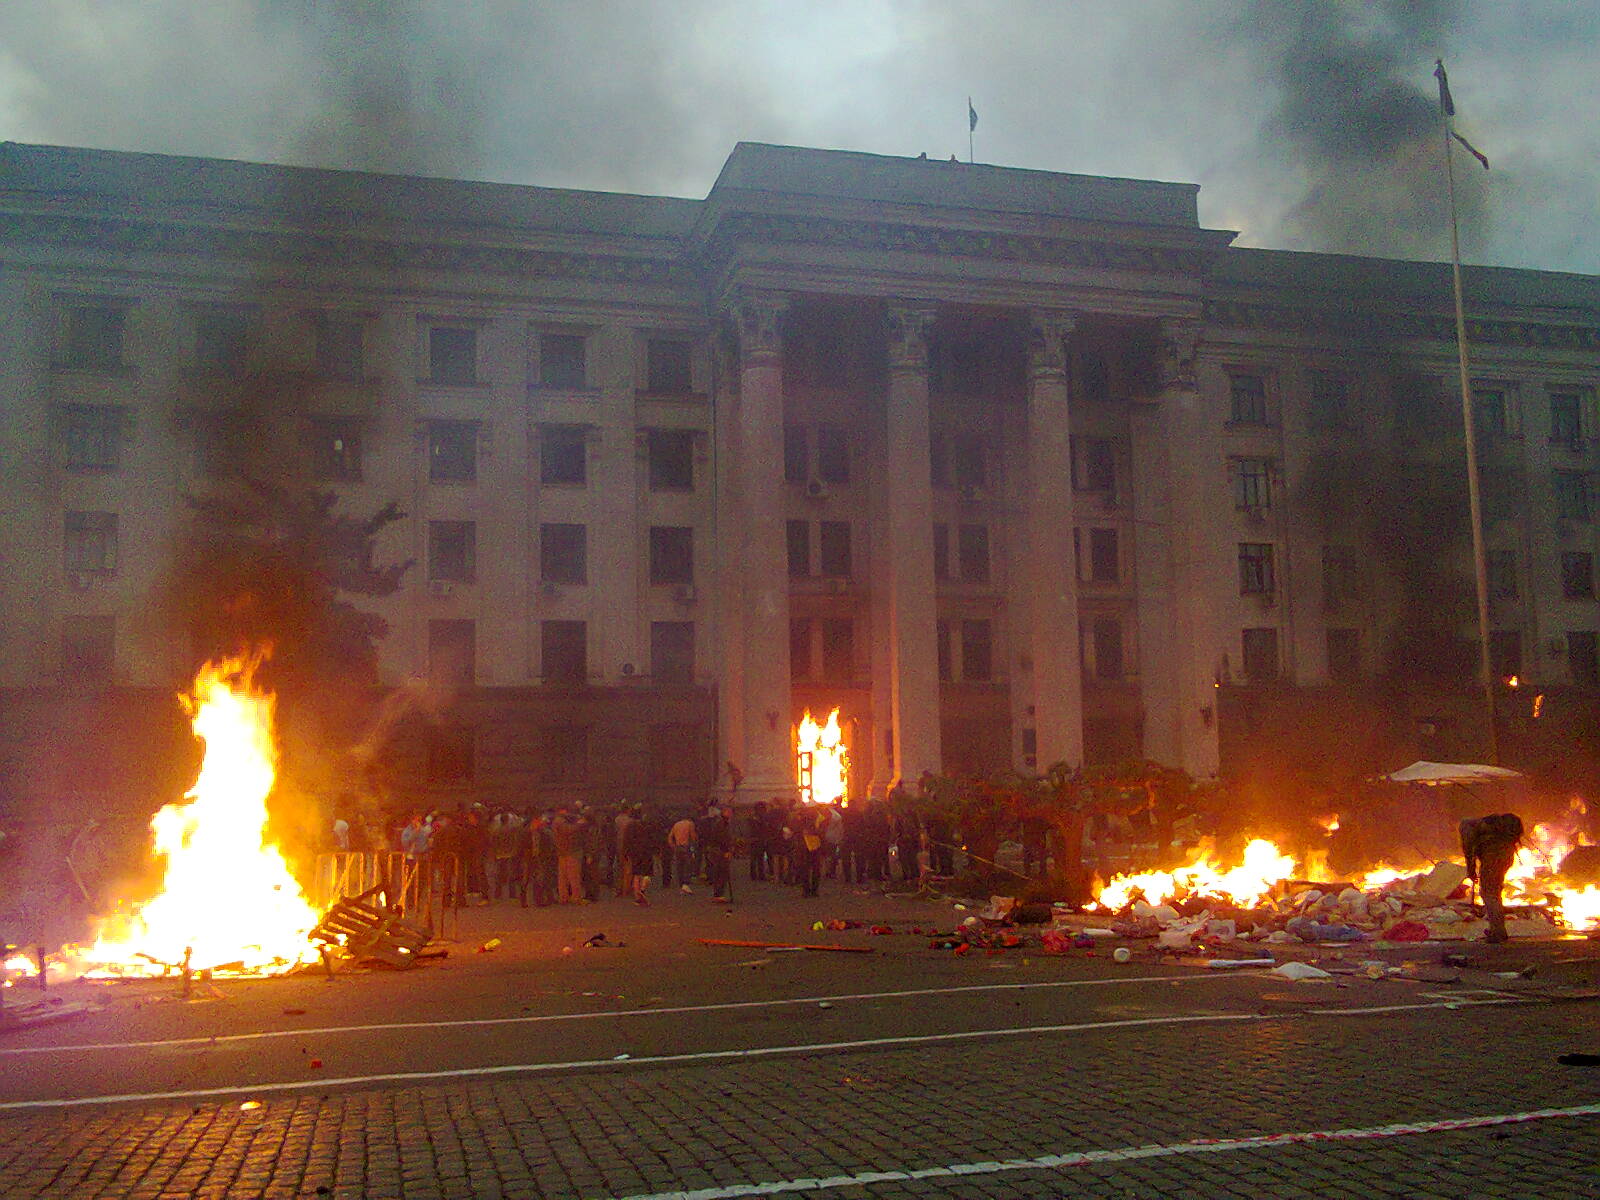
[61,615,115,682]
[540,523,587,585]
[427,619,476,687]
[427,420,478,483]
[426,725,475,785]
[61,304,126,370]
[1242,627,1279,682]
[1308,370,1350,430]
[1229,373,1268,425]
[1089,528,1119,583]
[428,520,476,583]
[1238,543,1275,595]
[819,520,852,578]
[538,333,586,389]
[649,526,694,585]
[1093,617,1123,680]
[1080,350,1110,404]
[1487,550,1519,600]
[957,524,990,583]
[428,326,477,385]
[933,523,951,582]
[647,428,695,490]
[1562,551,1595,600]
[195,308,249,375]
[1327,628,1360,681]
[786,519,810,578]
[1322,546,1358,610]
[541,620,588,683]
[306,417,362,482]
[1083,438,1115,492]
[789,618,812,681]
[1555,471,1591,522]
[1473,386,1508,438]
[820,618,854,682]
[64,511,117,575]
[960,618,993,681]
[1551,390,1584,449]
[937,619,952,682]
[646,339,693,393]
[62,405,123,471]
[539,425,586,486]
[952,434,987,490]
[815,426,850,484]
[929,430,949,488]
[1569,631,1600,687]
[315,317,364,381]
[650,621,695,684]
[1489,631,1522,680]
[783,424,808,484]
[1235,457,1273,510]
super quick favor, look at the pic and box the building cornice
[1203,296,1600,352]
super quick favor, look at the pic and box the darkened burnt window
[1561,551,1595,600]
[1235,458,1273,510]
[1242,627,1279,681]
[1228,373,1268,425]
[1555,471,1591,522]
[818,521,852,578]
[1238,543,1275,595]
[815,426,850,483]
[790,618,813,681]
[786,520,810,577]
[1089,529,1119,583]
[783,425,808,483]
[1550,390,1585,449]
[1569,632,1599,687]
[820,618,854,682]
[960,619,993,681]
[957,524,990,583]
[1092,617,1123,680]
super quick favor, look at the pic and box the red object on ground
[1382,920,1430,942]
[309,1059,323,1069]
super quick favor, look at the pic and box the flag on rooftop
[1434,59,1489,170]
[968,98,978,132]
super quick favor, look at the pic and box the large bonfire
[46,657,320,979]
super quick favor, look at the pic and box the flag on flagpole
[1434,59,1489,170]
[1433,59,1455,116]
[968,98,978,132]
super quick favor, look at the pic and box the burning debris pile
[1084,821,1600,947]
[4,656,430,991]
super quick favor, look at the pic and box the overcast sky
[1,1,1595,273]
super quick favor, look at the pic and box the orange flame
[796,708,848,805]
[61,658,320,976]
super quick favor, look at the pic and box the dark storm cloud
[0,1,1593,271]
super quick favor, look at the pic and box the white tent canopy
[1386,761,1525,785]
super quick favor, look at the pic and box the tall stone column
[1024,309,1084,770]
[727,290,794,798]
[883,302,942,785]
[1146,319,1217,775]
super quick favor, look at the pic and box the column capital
[1027,308,1077,378]
[885,301,939,371]
[728,289,788,363]
[1157,318,1201,390]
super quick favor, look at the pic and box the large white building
[2,141,1597,814]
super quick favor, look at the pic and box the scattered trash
[1270,961,1332,981]
[817,1001,833,1009]
[477,938,502,953]
[282,1008,307,1016]
[613,1053,630,1061]
[1381,921,1431,943]
[1112,947,1132,964]
[239,1101,262,1111]
[308,1058,323,1069]
[1202,958,1276,970]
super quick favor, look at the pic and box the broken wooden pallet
[311,887,430,969]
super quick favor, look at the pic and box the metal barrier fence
[312,851,461,942]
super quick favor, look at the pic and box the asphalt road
[2,881,1599,1197]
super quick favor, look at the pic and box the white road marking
[0,973,1243,1056]
[0,997,1516,1111]
[604,1101,1600,1200]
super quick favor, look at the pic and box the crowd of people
[332,796,966,908]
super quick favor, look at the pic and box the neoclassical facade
[2,141,1597,813]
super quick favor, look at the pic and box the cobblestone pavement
[2,993,1597,1198]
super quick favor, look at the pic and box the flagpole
[967,97,974,163]
[1438,60,1498,764]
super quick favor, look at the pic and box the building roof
[709,142,1202,229]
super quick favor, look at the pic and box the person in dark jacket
[1460,812,1524,944]
[622,806,655,905]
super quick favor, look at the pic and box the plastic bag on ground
[1270,961,1332,981]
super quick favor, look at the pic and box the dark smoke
[1239,0,1488,259]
